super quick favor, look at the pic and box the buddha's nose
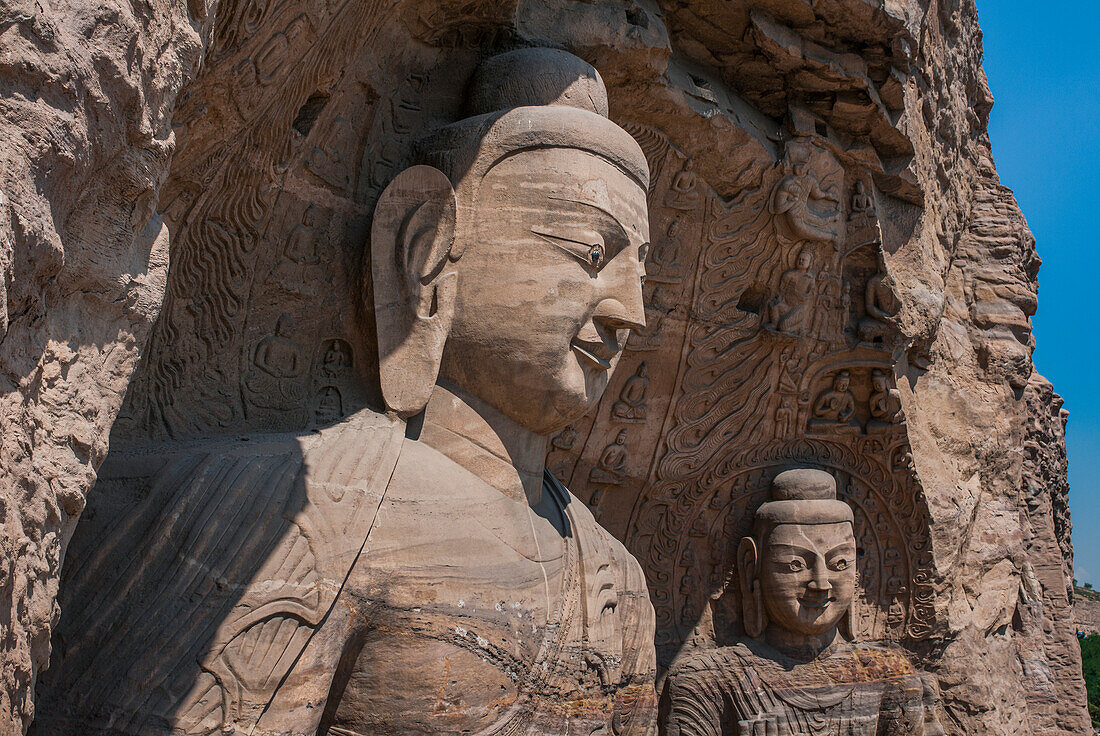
[808,559,832,591]
[593,257,646,332]
[592,297,645,334]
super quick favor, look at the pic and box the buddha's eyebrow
[826,543,855,555]
[547,195,630,236]
[767,544,816,555]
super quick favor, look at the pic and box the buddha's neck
[764,624,843,661]
[418,381,547,506]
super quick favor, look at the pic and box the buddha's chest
[323,479,653,735]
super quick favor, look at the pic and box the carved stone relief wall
[113,0,462,440]
[4,0,1085,734]
[548,130,937,671]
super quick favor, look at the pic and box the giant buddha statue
[33,48,657,736]
[659,469,943,736]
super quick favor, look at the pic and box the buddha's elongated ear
[371,165,458,417]
[737,536,766,638]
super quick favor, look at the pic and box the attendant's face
[759,522,856,636]
[440,147,649,434]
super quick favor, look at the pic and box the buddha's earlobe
[371,165,458,417]
[737,537,766,638]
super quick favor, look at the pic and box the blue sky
[977,1,1100,584]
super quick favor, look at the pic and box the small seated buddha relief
[660,469,943,736]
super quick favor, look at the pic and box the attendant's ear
[737,536,766,638]
[371,165,458,417]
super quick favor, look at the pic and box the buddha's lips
[799,594,835,610]
[571,336,617,370]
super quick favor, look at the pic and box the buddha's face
[440,147,649,434]
[759,522,856,636]
[835,375,850,392]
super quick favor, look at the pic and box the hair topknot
[752,468,853,529]
[412,47,648,193]
[465,47,609,118]
[770,468,837,502]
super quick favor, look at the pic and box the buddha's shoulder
[100,408,403,483]
[385,437,545,516]
[553,480,648,582]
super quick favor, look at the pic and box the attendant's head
[736,468,856,641]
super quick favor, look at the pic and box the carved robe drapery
[660,642,930,736]
[34,411,656,736]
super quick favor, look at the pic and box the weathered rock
[1016,375,1090,734]
[0,0,214,731]
[1075,597,1100,636]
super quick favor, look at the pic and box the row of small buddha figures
[807,368,903,434]
[31,48,942,736]
[763,248,897,345]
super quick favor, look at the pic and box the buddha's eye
[786,559,805,572]
[531,228,611,271]
[588,242,605,268]
[830,558,849,571]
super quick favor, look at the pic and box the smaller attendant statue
[858,250,899,344]
[867,369,903,431]
[660,469,945,736]
[612,363,650,423]
[590,429,629,485]
[769,164,841,245]
[774,396,795,439]
[648,218,685,282]
[849,180,875,220]
[243,313,308,416]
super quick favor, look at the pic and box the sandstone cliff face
[0,0,1089,734]
[0,0,215,731]
[1016,375,1088,734]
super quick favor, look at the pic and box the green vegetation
[1080,633,1100,729]
[1077,584,1100,602]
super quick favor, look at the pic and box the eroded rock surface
[0,0,1088,734]
[0,0,214,731]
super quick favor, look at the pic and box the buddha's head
[834,370,851,392]
[872,369,889,393]
[371,48,649,434]
[736,468,856,641]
